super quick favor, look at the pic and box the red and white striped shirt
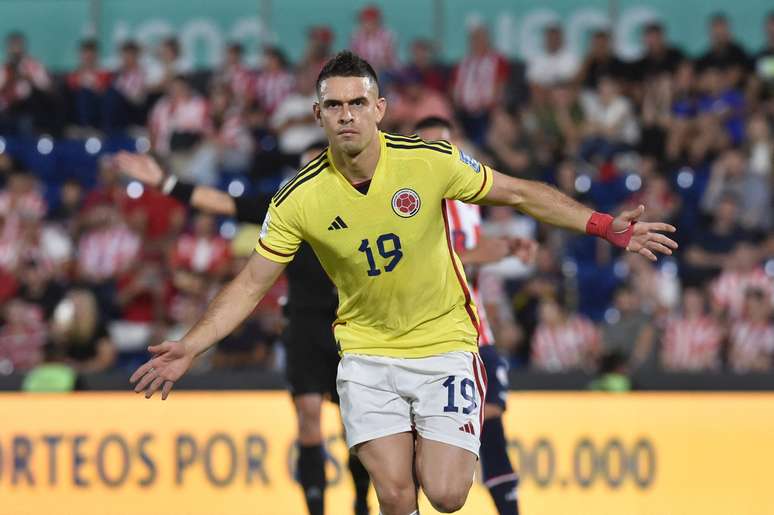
[0,189,47,220]
[729,320,774,373]
[350,27,399,72]
[218,64,256,107]
[112,66,146,104]
[531,316,599,372]
[452,52,509,113]
[149,94,211,155]
[445,200,494,346]
[661,316,724,371]
[254,69,295,115]
[170,234,232,275]
[711,269,773,320]
[77,224,141,282]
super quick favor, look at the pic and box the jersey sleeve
[254,198,303,263]
[443,144,494,203]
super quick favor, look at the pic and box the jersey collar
[327,131,387,198]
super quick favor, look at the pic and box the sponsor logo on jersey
[391,188,421,218]
[459,149,481,173]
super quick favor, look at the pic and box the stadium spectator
[747,114,772,177]
[0,298,47,372]
[452,22,509,146]
[683,194,747,286]
[728,287,774,373]
[702,147,770,231]
[526,23,580,88]
[49,289,117,373]
[103,40,147,133]
[710,242,772,321]
[696,65,746,148]
[271,71,324,159]
[169,212,232,278]
[405,38,449,93]
[631,22,684,81]
[580,75,640,162]
[254,46,295,116]
[661,287,724,371]
[383,69,453,134]
[751,12,774,114]
[696,13,750,85]
[296,25,334,89]
[576,30,627,91]
[215,42,255,108]
[76,201,141,318]
[522,80,584,160]
[145,37,190,100]
[66,39,112,130]
[483,107,536,178]
[350,4,398,74]
[148,75,212,183]
[0,31,54,135]
[602,285,657,371]
[531,296,599,372]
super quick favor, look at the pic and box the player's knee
[375,482,415,513]
[294,396,323,443]
[424,482,471,513]
[483,403,504,420]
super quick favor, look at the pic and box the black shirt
[234,194,337,315]
[631,47,685,80]
[696,42,751,72]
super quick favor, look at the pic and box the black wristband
[169,180,195,205]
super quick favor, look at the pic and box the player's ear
[374,96,387,124]
[312,102,322,127]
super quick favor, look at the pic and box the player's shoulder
[383,132,454,158]
[271,147,331,208]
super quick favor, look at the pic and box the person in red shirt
[451,23,510,146]
[66,39,112,129]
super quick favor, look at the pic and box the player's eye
[352,99,364,107]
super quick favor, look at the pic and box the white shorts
[337,351,488,457]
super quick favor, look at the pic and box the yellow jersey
[255,131,493,358]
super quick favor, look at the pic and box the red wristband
[586,212,634,249]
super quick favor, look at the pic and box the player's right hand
[114,151,165,188]
[129,341,193,400]
[476,237,512,263]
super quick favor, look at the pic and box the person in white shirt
[526,24,580,88]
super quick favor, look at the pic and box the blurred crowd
[2,6,774,385]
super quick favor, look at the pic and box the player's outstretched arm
[115,151,237,217]
[481,170,677,261]
[129,253,286,399]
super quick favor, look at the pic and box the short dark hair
[80,38,98,52]
[644,21,663,34]
[120,40,140,53]
[414,116,453,133]
[316,50,379,97]
[710,12,728,25]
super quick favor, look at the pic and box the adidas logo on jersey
[458,421,475,435]
[327,216,348,230]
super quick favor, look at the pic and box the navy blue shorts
[479,344,509,411]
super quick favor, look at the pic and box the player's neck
[330,134,381,184]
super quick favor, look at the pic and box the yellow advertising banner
[1,392,773,515]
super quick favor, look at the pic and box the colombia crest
[391,188,421,218]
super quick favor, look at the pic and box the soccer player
[130,51,677,515]
[414,116,527,515]
[114,146,372,515]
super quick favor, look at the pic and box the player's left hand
[613,205,678,262]
[129,341,193,400]
[508,237,538,265]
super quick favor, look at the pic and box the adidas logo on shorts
[458,421,475,434]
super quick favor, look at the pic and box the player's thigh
[355,432,417,509]
[415,436,477,510]
[337,354,413,450]
[410,351,486,457]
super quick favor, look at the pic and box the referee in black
[115,144,371,515]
